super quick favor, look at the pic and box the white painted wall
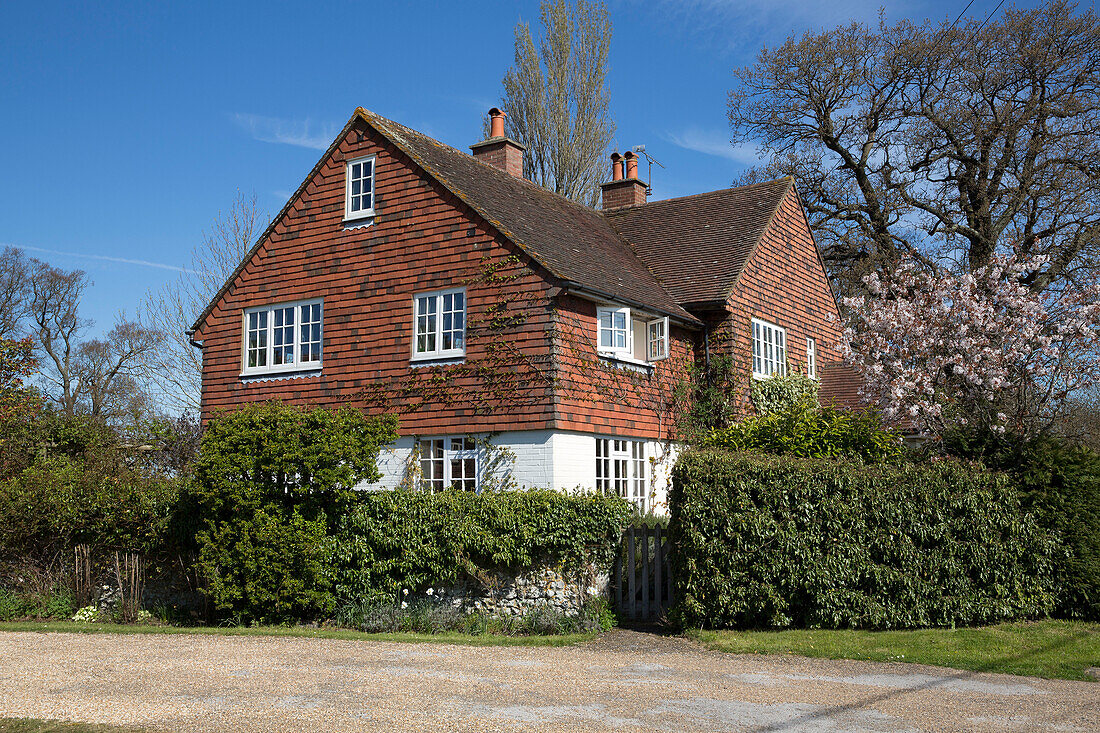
[361,429,679,516]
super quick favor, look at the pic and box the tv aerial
[632,145,664,196]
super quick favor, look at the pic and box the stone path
[1,629,1096,732]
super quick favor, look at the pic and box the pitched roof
[818,362,868,412]
[192,108,699,334]
[359,109,697,323]
[603,179,793,307]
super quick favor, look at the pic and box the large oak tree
[729,1,1100,299]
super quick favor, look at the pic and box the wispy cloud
[8,244,196,274]
[232,113,336,150]
[665,127,760,164]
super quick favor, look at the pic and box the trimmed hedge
[940,430,1100,619]
[699,404,903,464]
[669,450,1057,629]
[334,489,632,603]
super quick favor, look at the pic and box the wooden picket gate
[613,525,673,622]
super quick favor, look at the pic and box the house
[189,107,843,513]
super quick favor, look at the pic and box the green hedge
[0,418,183,559]
[940,430,1100,619]
[668,450,1057,629]
[334,490,632,603]
[699,404,903,464]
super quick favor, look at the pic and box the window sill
[240,365,323,381]
[342,215,374,230]
[598,352,654,373]
[410,354,466,368]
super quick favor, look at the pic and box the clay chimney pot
[610,152,623,181]
[623,151,639,180]
[489,107,506,138]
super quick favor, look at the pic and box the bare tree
[74,320,161,421]
[499,0,615,207]
[729,1,1100,297]
[139,191,261,414]
[27,260,90,416]
[0,247,29,340]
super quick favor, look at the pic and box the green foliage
[334,489,631,603]
[668,450,1057,630]
[191,401,399,623]
[700,403,903,464]
[750,373,819,416]
[676,353,741,439]
[0,415,183,558]
[334,594,615,636]
[940,430,1100,619]
[0,585,76,622]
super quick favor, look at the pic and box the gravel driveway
[0,629,1096,732]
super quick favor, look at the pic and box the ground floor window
[596,438,647,512]
[418,436,478,491]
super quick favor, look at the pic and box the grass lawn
[0,620,594,647]
[0,720,146,733]
[689,620,1100,681]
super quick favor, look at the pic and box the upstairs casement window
[243,299,323,376]
[418,436,478,492]
[751,317,787,379]
[344,155,376,220]
[412,288,466,360]
[596,438,647,512]
[806,337,817,380]
[596,306,669,364]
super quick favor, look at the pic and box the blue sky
[0,0,1013,333]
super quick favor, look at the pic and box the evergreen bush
[668,450,1057,629]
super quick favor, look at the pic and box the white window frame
[597,306,631,356]
[806,337,817,380]
[597,306,669,365]
[417,436,479,492]
[411,287,466,361]
[751,317,787,379]
[344,155,376,221]
[646,316,669,361]
[596,438,648,513]
[241,298,323,376]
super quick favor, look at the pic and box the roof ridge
[604,177,792,214]
[359,107,608,219]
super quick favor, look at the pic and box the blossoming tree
[841,253,1100,437]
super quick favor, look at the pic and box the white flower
[426,587,434,596]
[401,601,408,609]
[402,588,409,596]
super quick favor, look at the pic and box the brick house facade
[190,107,842,513]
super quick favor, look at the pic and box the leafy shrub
[0,584,76,621]
[0,414,184,560]
[191,401,399,623]
[940,430,1100,619]
[750,373,819,416]
[668,450,1057,630]
[333,489,631,604]
[699,403,903,464]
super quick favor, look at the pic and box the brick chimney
[600,151,647,210]
[470,108,526,178]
